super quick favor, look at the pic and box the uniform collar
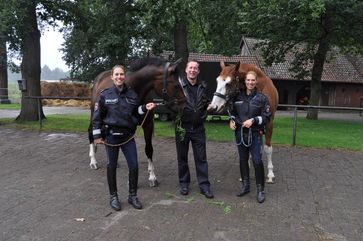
[112,84,128,94]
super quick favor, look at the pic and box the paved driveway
[0,106,89,119]
[0,128,362,241]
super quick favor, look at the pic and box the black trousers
[236,132,265,186]
[175,125,210,191]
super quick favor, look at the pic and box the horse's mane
[128,57,167,72]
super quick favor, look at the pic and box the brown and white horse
[209,61,279,183]
[88,57,185,186]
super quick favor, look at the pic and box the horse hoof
[90,163,98,170]
[266,177,275,184]
[149,180,159,187]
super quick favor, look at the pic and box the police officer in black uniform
[229,70,271,203]
[93,65,156,211]
[176,60,214,199]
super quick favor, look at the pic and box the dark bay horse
[208,61,279,183]
[88,57,185,186]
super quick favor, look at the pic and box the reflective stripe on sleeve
[93,129,101,135]
[256,116,262,125]
[138,106,145,115]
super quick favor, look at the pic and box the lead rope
[228,110,253,148]
[102,109,150,147]
[233,127,252,147]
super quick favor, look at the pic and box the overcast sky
[40,28,69,71]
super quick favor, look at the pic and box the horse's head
[127,57,186,113]
[208,61,243,113]
[154,58,187,113]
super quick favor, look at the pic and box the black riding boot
[107,165,121,211]
[236,159,250,197]
[128,169,142,209]
[255,163,265,203]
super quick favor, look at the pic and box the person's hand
[242,118,254,128]
[229,120,236,130]
[95,138,105,145]
[146,102,156,110]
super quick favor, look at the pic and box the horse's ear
[235,61,240,72]
[220,61,225,69]
[169,58,183,72]
[171,58,182,67]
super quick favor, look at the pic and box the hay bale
[41,81,91,107]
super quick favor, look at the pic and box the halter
[213,91,227,100]
[161,62,171,104]
[159,58,183,108]
[159,61,181,107]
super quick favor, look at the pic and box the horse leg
[89,143,98,169]
[143,114,158,187]
[264,121,275,183]
[88,125,98,169]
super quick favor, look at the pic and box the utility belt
[236,125,264,135]
[181,122,204,131]
[105,125,133,136]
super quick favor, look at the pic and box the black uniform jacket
[92,84,145,139]
[229,90,271,133]
[179,76,210,129]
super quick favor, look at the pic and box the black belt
[106,125,132,134]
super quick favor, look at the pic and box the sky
[40,28,69,71]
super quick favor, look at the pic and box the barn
[163,37,363,108]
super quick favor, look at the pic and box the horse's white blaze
[148,159,157,185]
[264,145,274,183]
[89,143,98,169]
[210,76,229,112]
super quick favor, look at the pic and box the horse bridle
[213,91,230,111]
[159,61,182,107]
[213,75,240,112]
[161,62,171,103]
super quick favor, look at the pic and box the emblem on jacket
[105,98,119,104]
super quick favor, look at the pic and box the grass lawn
[0,103,21,110]
[1,113,362,152]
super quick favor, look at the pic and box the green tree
[61,0,142,82]
[62,0,243,78]
[138,0,242,70]
[0,1,14,104]
[1,0,71,120]
[239,0,363,119]
[0,32,9,103]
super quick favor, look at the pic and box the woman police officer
[229,70,271,203]
[92,65,155,211]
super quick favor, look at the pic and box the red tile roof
[162,37,363,84]
[241,37,363,84]
[161,51,260,65]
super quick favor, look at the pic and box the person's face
[245,73,257,92]
[185,61,200,83]
[111,67,125,87]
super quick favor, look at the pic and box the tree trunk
[173,18,189,73]
[307,7,333,120]
[0,33,10,104]
[17,1,44,121]
[306,41,328,120]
